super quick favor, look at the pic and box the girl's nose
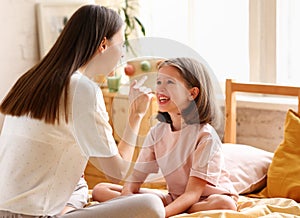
[156,83,163,91]
[156,85,166,94]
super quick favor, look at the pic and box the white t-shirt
[0,72,118,216]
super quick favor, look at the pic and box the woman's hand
[128,76,154,117]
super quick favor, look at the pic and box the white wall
[0,1,39,130]
[0,0,93,131]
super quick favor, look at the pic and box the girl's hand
[128,76,154,117]
[120,189,133,196]
[120,185,134,196]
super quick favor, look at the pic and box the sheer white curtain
[139,0,189,44]
[277,0,300,86]
[139,0,249,88]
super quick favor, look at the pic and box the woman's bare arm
[90,76,154,183]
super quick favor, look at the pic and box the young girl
[92,57,238,217]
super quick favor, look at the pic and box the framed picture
[36,2,85,58]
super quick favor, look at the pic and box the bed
[85,79,300,217]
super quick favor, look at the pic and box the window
[189,0,249,87]
[277,0,300,86]
[139,0,189,44]
[140,0,249,90]
[139,0,300,87]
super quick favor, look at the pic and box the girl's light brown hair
[0,5,123,124]
[156,57,222,129]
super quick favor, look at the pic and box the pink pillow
[223,143,274,194]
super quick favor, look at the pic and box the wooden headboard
[224,79,300,144]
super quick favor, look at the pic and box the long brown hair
[156,57,221,129]
[0,5,123,124]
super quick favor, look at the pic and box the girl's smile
[157,93,170,105]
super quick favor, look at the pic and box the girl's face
[156,65,196,115]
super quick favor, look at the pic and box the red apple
[124,64,135,76]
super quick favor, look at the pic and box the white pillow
[223,143,274,194]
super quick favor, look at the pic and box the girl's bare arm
[165,176,207,217]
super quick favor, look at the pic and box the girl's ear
[98,37,108,53]
[189,87,200,100]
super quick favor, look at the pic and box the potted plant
[117,0,146,51]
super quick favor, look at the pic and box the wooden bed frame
[224,79,300,144]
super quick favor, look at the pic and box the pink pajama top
[131,122,238,201]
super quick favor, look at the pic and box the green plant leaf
[134,16,146,36]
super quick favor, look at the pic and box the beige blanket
[171,196,300,218]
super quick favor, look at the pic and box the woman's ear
[98,37,108,53]
[189,87,200,100]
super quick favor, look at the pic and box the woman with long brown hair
[0,4,164,218]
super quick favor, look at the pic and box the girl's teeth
[159,96,169,102]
